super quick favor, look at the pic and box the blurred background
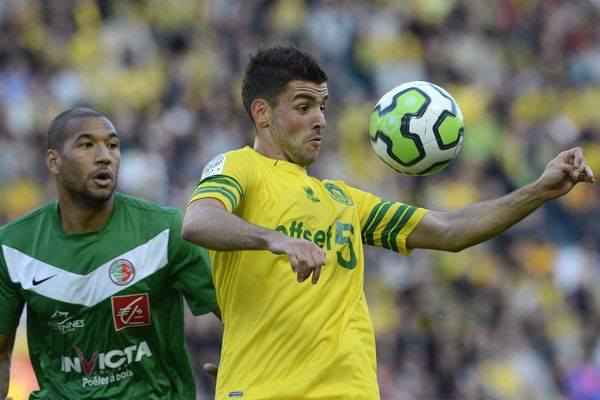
[1,0,600,399]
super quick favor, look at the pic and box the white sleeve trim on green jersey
[2,229,170,307]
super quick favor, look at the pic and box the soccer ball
[369,81,464,176]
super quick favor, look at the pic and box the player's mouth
[91,170,113,187]
[305,135,322,146]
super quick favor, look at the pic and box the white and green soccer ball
[369,81,464,176]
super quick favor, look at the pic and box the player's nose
[94,143,112,164]
[314,110,326,130]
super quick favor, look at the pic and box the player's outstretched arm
[182,198,326,284]
[0,332,15,400]
[407,147,595,252]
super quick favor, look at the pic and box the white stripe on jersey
[2,229,169,306]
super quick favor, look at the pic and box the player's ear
[46,149,61,175]
[251,99,271,129]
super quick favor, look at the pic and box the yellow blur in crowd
[2,1,600,399]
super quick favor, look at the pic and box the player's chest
[24,269,166,337]
[246,175,356,221]
[8,231,170,310]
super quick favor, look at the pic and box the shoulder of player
[224,146,255,164]
[116,194,189,248]
[227,146,279,166]
[319,179,364,203]
[320,178,353,191]
[117,192,179,219]
[200,147,250,176]
[206,147,251,162]
[0,202,55,237]
[199,147,256,185]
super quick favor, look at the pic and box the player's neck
[253,134,291,163]
[57,194,115,234]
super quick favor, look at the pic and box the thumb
[202,362,219,377]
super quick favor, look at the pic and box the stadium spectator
[1,1,600,399]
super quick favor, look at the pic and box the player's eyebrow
[73,132,119,141]
[292,93,328,102]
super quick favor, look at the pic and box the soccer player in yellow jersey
[182,45,595,400]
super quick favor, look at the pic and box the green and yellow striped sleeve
[346,184,428,255]
[188,175,244,212]
[361,201,427,254]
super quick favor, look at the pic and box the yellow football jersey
[189,147,428,400]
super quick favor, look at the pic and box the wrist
[523,179,552,205]
[260,229,286,252]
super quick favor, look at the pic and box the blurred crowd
[1,0,600,399]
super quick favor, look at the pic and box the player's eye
[79,142,93,148]
[107,142,119,149]
[320,105,327,113]
[297,105,308,113]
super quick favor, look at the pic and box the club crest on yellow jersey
[324,183,353,206]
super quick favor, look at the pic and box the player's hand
[536,147,595,199]
[268,232,326,284]
[202,362,218,378]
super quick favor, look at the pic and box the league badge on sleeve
[201,154,226,180]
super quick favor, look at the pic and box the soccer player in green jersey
[182,45,595,400]
[0,108,219,399]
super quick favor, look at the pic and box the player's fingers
[294,255,310,282]
[552,160,575,176]
[312,262,323,284]
[309,249,326,284]
[298,264,312,283]
[288,252,299,273]
[202,363,218,377]
[571,158,589,180]
[581,165,596,183]
[566,147,582,168]
[298,273,309,283]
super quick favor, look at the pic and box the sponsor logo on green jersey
[111,293,151,331]
[48,311,85,334]
[62,341,153,387]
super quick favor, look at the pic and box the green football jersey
[0,193,218,400]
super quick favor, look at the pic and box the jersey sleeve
[167,210,218,316]
[0,247,25,333]
[345,185,429,255]
[187,151,250,212]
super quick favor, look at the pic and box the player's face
[51,116,120,206]
[269,80,328,167]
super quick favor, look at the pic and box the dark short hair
[47,107,106,150]
[241,45,328,122]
